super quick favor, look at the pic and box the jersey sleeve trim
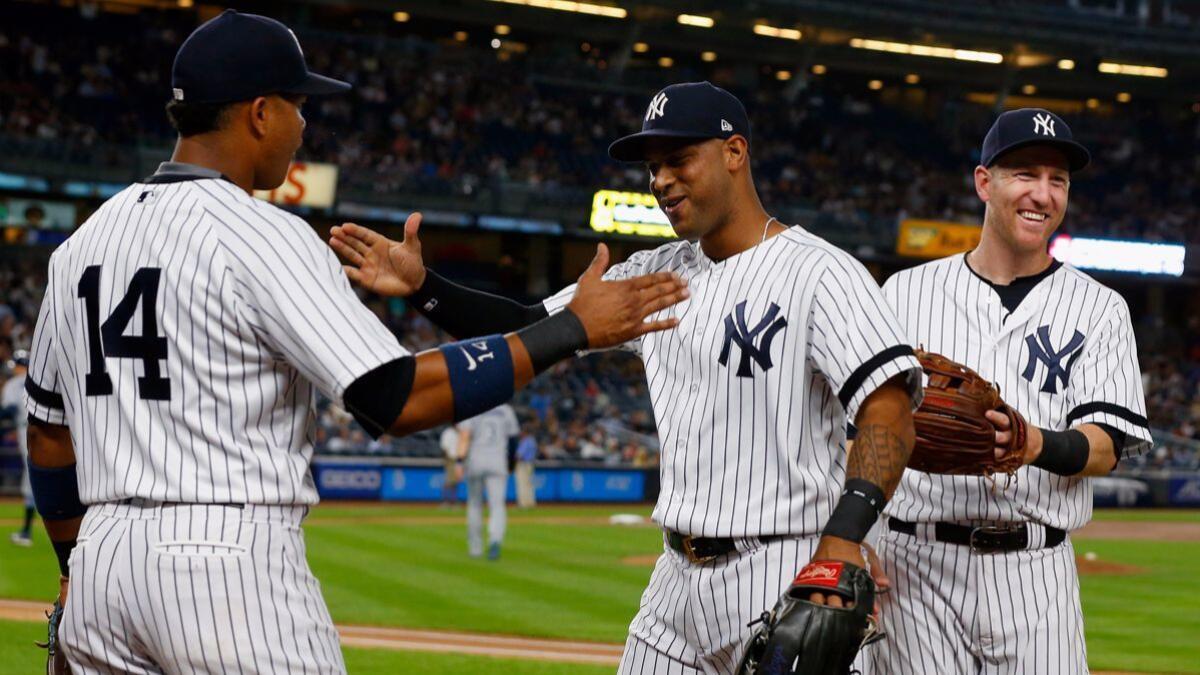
[837,344,916,410]
[1066,401,1148,428]
[1066,401,1153,457]
[25,378,64,410]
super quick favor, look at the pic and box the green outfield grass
[1,503,1197,673]
[1091,508,1200,523]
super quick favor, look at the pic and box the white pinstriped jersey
[24,164,407,506]
[882,253,1151,530]
[545,227,922,538]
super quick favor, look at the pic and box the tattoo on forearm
[847,424,911,496]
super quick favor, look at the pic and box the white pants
[867,525,1087,674]
[618,535,864,675]
[515,461,536,508]
[62,501,345,674]
[466,472,507,556]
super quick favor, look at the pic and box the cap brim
[990,138,1091,172]
[608,130,718,162]
[284,72,351,96]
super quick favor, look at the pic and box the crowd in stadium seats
[1,4,1198,243]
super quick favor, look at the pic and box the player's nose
[649,168,674,198]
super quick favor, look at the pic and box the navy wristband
[440,335,515,422]
[1033,428,1090,476]
[822,479,886,544]
[27,460,86,521]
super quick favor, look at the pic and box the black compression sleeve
[343,357,416,439]
[1095,423,1126,456]
[408,269,549,338]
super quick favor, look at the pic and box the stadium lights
[905,73,920,84]
[1116,92,1132,102]
[678,14,714,28]
[178,0,194,7]
[487,0,627,19]
[658,56,674,67]
[1058,59,1075,70]
[753,23,802,40]
[1098,62,1168,78]
[1086,98,1100,109]
[701,51,717,62]
[495,24,511,35]
[868,79,883,90]
[776,70,792,81]
[849,38,1003,64]
[1021,84,1037,95]
[633,42,649,53]
[454,31,468,41]
[811,64,827,75]
[393,11,410,22]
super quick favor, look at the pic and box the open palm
[329,214,427,297]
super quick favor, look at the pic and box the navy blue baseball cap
[171,10,350,105]
[609,82,751,162]
[981,108,1090,172]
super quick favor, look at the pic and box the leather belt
[117,498,244,509]
[665,530,784,565]
[888,517,1065,553]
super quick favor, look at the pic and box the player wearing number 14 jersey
[22,11,687,674]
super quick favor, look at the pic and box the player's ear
[974,165,992,203]
[724,136,748,173]
[247,96,271,139]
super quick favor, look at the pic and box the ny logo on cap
[721,119,733,132]
[1033,112,1056,137]
[646,92,668,121]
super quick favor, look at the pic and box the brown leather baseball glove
[909,349,1027,476]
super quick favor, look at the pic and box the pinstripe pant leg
[60,510,161,675]
[977,538,1087,675]
[140,505,345,674]
[866,530,977,674]
[619,634,703,675]
[619,547,702,674]
[694,537,821,674]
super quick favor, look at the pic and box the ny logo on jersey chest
[718,301,787,378]
[1022,326,1085,394]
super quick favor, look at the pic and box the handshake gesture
[330,214,689,349]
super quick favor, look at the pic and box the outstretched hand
[330,213,426,297]
[566,244,689,349]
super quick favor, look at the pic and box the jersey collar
[143,161,235,185]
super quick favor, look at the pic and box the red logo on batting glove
[793,561,843,588]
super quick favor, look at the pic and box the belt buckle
[969,523,1022,553]
[681,536,718,565]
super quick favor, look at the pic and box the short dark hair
[165,99,234,137]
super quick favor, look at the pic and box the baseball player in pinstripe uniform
[332,81,924,673]
[868,109,1153,674]
[21,11,686,674]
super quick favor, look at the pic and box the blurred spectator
[514,424,538,508]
